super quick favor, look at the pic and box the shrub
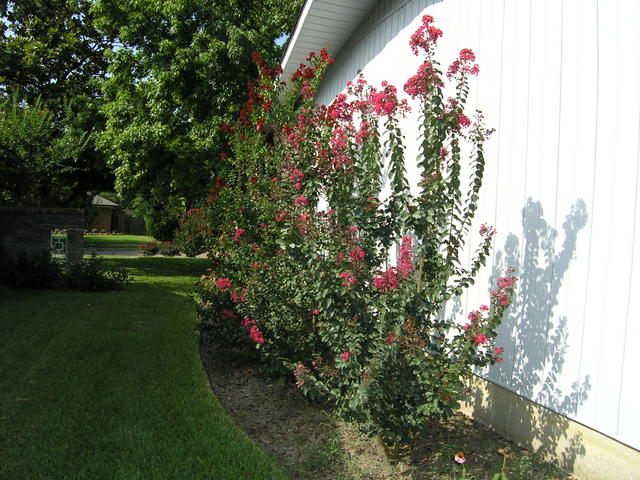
[196,16,516,450]
[143,206,180,242]
[158,241,180,257]
[64,254,132,291]
[173,207,209,257]
[140,241,161,256]
[0,251,131,291]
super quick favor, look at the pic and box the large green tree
[94,0,301,239]
[0,0,114,206]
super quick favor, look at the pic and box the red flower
[231,288,247,304]
[275,210,288,222]
[494,346,504,355]
[249,325,265,344]
[373,267,400,292]
[216,278,233,291]
[457,113,471,129]
[403,61,443,98]
[241,318,255,328]
[293,195,309,207]
[294,363,308,387]
[349,247,365,263]
[289,168,304,182]
[233,228,245,242]
[447,48,480,79]
[386,332,397,344]
[312,308,320,316]
[473,334,488,345]
[409,15,443,56]
[398,235,414,279]
[340,271,356,287]
[340,351,351,362]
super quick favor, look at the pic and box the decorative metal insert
[51,229,67,257]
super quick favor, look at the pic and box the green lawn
[0,257,288,480]
[83,234,155,248]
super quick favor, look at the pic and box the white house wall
[313,0,640,450]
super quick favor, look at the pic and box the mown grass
[0,257,287,480]
[83,234,155,248]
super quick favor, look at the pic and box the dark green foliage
[173,207,209,257]
[140,241,161,256]
[158,241,181,257]
[63,253,131,291]
[0,0,111,103]
[0,252,131,291]
[143,205,180,242]
[0,95,110,206]
[0,1,114,206]
[0,251,64,289]
[94,0,302,229]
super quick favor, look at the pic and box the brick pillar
[66,228,84,265]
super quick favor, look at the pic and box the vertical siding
[314,0,640,450]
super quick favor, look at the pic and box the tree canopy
[94,0,302,239]
[0,0,114,207]
[0,0,110,104]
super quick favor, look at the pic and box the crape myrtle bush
[173,207,210,257]
[195,16,517,449]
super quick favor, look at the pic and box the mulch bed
[200,342,573,480]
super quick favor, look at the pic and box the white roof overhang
[280,0,378,83]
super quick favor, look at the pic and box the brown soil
[200,343,573,480]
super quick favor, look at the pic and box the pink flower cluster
[491,268,517,307]
[328,93,353,122]
[349,247,365,263]
[340,351,351,362]
[216,277,233,291]
[479,223,496,236]
[473,333,488,345]
[403,61,443,99]
[373,267,400,292]
[298,212,311,234]
[369,81,408,117]
[294,363,308,387]
[233,228,245,242]
[221,309,235,321]
[340,271,357,288]
[231,288,247,304]
[355,121,372,145]
[300,80,314,98]
[398,235,414,279]
[293,195,308,207]
[242,318,265,344]
[446,48,480,80]
[275,210,287,222]
[409,15,443,56]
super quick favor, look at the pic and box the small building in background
[88,195,119,232]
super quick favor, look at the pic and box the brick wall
[0,207,85,264]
